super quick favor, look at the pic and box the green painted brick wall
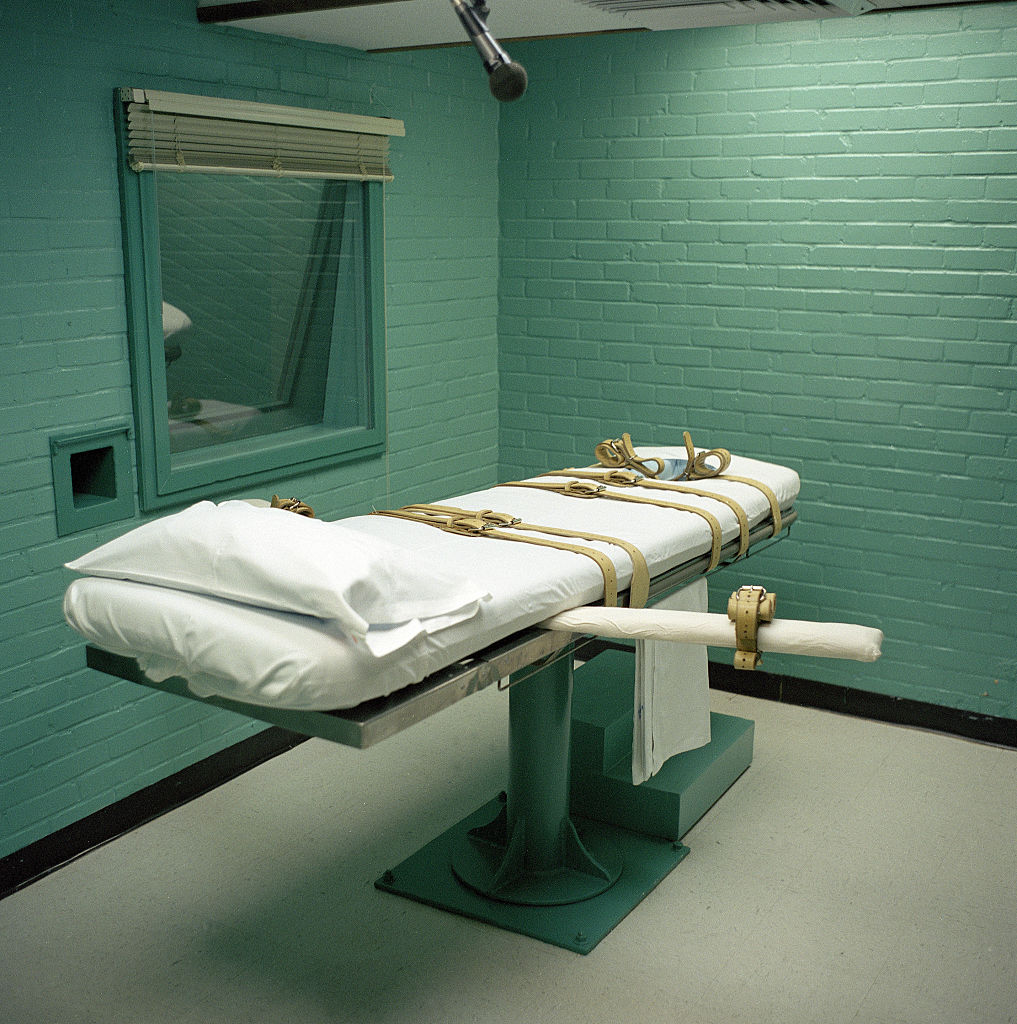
[2,0,1015,867]
[498,4,1017,716]
[0,1,499,859]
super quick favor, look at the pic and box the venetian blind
[120,88,404,181]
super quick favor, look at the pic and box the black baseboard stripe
[709,661,1017,749]
[3,658,1014,902]
[0,726,306,902]
[585,639,1016,748]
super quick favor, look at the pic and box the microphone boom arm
[450,0,528,102]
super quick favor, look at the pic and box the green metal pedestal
[375,648,752,954]
[449,656,624,907]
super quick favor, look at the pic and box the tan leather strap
[393,503,647,598]
[271,494,315,517]
[402,503,649,608]
[727,585,776,670]
[594,432,665,478]
[716,474,782,535]
[681,430,731,479]
[498,478,724,572]
[370,504,651,609]
[590,432,783,536]
[542,468,751,559]
[680,433,782,533]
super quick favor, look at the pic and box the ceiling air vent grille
[575,0,874,29]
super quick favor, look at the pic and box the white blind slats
[122,89,402,182]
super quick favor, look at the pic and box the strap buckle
[270,494,315,517]
[445,515,494,536]
[444,510,523,535]
[727,585,776,671]
[682,431,732,480]
[477,509,521,527]
[594,432,665,478]
[601,469,640,487]
[564,480,606,498]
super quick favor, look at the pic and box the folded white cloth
[632,578,711,785]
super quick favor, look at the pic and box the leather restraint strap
[271,494,315,517]
[412,503,651,608]
[371,504,651,609]
[680,430,731,480]
[498,478,724,572]
[543,468,751,559]
[721,477,781,536]
[678,432,783,534]
[594,432,665,478]
[594,432,782,535]
[727,585,776,670]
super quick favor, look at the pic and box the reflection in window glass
[155,174,366,454]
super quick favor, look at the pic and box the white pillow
[65,500,489,647]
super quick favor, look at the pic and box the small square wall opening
[70,446,117,507]
[51,425,135,535]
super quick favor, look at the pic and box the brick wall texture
[498,5,1016,716]
[0,1,498,859]
[1,0,1014,859]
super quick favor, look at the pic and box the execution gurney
[64,439,881,952]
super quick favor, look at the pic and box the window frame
[115,96,388,512]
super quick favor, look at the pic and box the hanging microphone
[450,0,528,103]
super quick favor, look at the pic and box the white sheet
[633,578,711,785]
[63,447,799,712]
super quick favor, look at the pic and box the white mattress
[64,448,799,711]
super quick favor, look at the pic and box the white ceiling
[196,0,1002,53]
[201,0,627,51]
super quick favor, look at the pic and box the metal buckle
[727,586,776,671]
[564,480,606,498]
[480,510,521,527]
[446,516,492,535]
[602,470,639,487]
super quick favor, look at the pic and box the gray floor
[2,686,1015,1024]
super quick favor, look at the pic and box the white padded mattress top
[63,448,799,711]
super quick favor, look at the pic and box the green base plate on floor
[375,648,753,954]
[375,796,689,954]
